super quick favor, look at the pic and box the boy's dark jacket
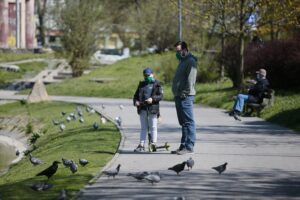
[133,79,163,114]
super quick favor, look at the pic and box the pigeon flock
[113,156,227,187]
[51,105,112,133]
[16,103,229,199]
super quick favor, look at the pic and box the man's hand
[246,79,257,84]
[135,101,140,106]
[145,98,153,104]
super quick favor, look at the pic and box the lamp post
[16,0,20,48]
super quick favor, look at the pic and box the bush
[224,36,300,89]
[244,36,300,89]
[223,42,240,87]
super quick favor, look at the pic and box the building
[0,0,35,49]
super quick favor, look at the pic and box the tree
[36,0,47,46]
[199,0,259,88]
[256,0,300,40]
[58,0,104,77]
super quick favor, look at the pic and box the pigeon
[100,117,107,124]
[174,196,186,200]
[186,157,194,170]
[79,117,84,123]
[62,158,72,167]
[90,109,95,114]
[69,113,76,120]
[78,111,83,117]
[52,119,60,126]
[57,189,68,200]
[16,149,20,156]
[29,153,43,166]
[69,160,78,174]
[115,116,122,127]
[101,104,105,109]
[36,161,60,179]
[86,106,92,112]
[59,124,66,132]
[127,171,150,180]
[93,122,99,130]
[168,162,186,175]
[144,173,161,185]
[76,106,81,113]
[61,112,66,116]
[102,164,121,178]
[30,182,53,191]
[66,116,72,122]
[119,104,124,110]
[212,162,228,174]
[79,159,88,167]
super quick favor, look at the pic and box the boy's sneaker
[176,148,194,155]
[134,144,145,152]
[150,143,157,152]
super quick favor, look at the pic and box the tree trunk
[220,34,225,81]
[134,0,144,52]
[237,0,245,89]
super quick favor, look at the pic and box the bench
[244,89,275,117]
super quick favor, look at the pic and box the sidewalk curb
[73,104,126,200]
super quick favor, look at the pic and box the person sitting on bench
[230,68,269,121]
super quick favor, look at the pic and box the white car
[93,48,130,65]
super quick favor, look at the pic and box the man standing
[171,41,198,155]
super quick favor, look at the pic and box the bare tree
[58,0,104,77]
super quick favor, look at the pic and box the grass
[19,53,300,131]
[0,52,53,63]
[16,53,300,133]
[0,101,120,199]
[26,54,175,100]
[194,80,300,132]
[0,61,48,88]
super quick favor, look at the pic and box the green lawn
[194,80,300,132]
[17,53,299,133]
[0,101,120,199]
[0,52,52,63]
[0,61,48,88]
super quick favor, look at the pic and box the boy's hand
[145,98,153,104]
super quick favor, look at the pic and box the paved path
[1,91,300,199]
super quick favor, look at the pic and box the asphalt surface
[1,90,300,200]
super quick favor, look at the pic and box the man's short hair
[174,41,188,50]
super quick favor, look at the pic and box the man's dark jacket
[248,78,270,103]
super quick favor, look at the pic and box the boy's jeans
[139,109,157,146]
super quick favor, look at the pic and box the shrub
[244,37,300,89]
[223,35,300,89]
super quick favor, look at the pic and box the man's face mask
[175,50,187,60]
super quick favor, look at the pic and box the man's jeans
[233,94,249,112]
[174,95,196,151]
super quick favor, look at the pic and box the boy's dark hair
[174,41,188,50]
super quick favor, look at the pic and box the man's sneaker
[134,145,145,152]
[233,112,242,121]
[176,148,194,155]
[171,146,185,154]
[150,143,157,152]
